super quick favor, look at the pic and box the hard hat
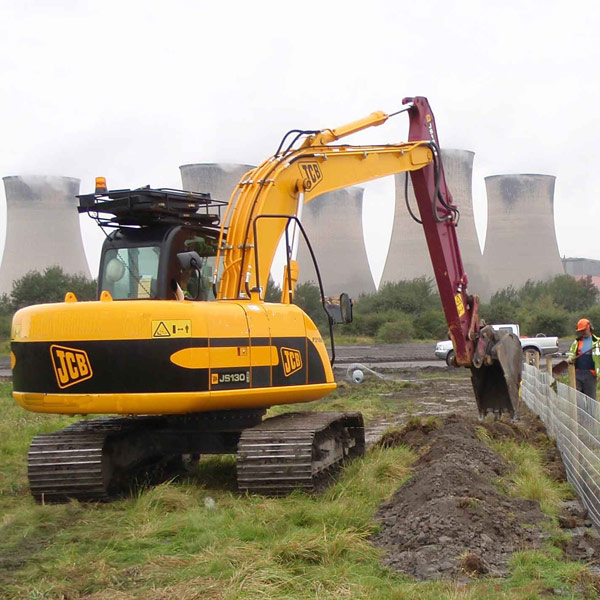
[576,318,591,331]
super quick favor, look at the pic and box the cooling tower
[483,174,563,293]
[0,175,91,295]
[381,149,486,296]
[296,187,376,298]
[179,163,255,202]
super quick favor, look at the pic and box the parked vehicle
[435,323,559,367]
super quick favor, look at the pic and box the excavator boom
[213,96,521,417]
[215,139,433,300]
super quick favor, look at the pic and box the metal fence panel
[521,364,600,528]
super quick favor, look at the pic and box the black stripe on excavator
[209,337,268,347]
[12,337,327,394]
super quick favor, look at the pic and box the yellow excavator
[11,97,523,502]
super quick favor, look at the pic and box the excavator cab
[97,225,217,301]
[78,186,227,302]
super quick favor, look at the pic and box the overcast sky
[0,0,597,286]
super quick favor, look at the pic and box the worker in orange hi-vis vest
[567,318,600,400]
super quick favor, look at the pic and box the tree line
[289,275,599,342]
[1,268,597,342]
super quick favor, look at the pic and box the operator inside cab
[173,266,205,301]
[177,237,213,301]
[173,268,192,301]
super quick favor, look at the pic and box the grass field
[1,380,599,599]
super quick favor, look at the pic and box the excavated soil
[369,406,600,580]
[331,348,600,581]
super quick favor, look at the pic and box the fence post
[568,364,576,389]
[546,357,553,376]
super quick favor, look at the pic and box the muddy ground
[334,340,572,364]
[334,365,600,581]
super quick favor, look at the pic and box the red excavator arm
[404,97,522,416]
[404,97,477,367]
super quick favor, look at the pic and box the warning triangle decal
[153,321,171,338]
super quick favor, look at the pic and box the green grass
[0,382,81,512]
[476,427,574,519]
[1,384,599,599]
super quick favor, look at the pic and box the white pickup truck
[434,323,560,366]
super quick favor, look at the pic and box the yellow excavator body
[12,296,334,415]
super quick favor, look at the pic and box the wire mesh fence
[521,363,600,528]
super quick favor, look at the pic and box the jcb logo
[298,161,323,191]
[50,345,93,389]
[280,347,303,377]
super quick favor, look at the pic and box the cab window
[101,246,160,299]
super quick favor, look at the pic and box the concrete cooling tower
[179,163,255,202]
[381,149,486,297]
[0,175,91,295]
[483,174,563,294]
[296,187,375,298]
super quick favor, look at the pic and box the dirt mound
[372,414,549,580]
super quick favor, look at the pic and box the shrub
[10,266,96,310]
[265,276,282,302]
[528,307,570,338]
[356,278,440,315]
[346,311,390,337]
[293,281,328,329]
[480,301,518,326]
[376,315,415,343]
[548,275,598,312]
[412,309,447,339]
[0,313,11,338]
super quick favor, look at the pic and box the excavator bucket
[470,327,523,418]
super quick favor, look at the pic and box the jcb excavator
[11,97,522,502]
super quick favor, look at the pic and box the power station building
[483,174,563,294]
[296,187,376,298]
[0,175,91,295]
[381,149,486,297]
[563,257,600,277]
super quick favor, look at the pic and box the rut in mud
[371,412,600,580]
